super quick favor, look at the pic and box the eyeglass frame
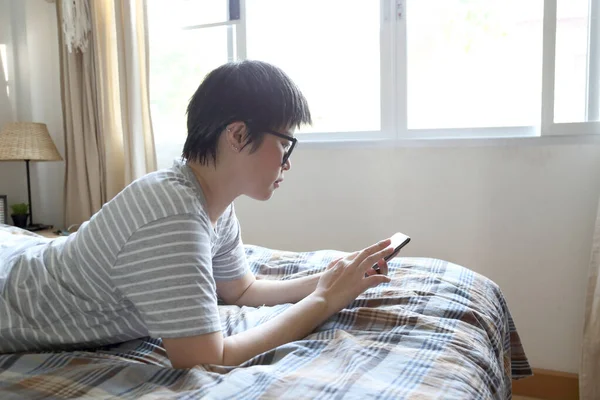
[263,129,297,166]
[235,121,298,166]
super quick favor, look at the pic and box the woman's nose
[283,158,291,171]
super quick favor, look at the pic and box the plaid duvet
[0,239,531,399]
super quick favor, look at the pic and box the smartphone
[372,232,411,272]
[384,232,411,261]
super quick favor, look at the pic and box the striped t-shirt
[0,159,249,353]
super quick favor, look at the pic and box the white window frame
[182,0,394,143]
[542,0,600,136]
[590,0,600,122]
[295,0,397,143]
[178,0,600,143]
[392,0,540,140]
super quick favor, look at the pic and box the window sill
[297,133,600,149]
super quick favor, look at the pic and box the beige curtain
[57,1,105,226]
[57,0,157,227]
[581,200,600,399]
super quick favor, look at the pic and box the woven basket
[0,122,63,161]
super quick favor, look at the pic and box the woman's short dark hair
[183,60,312,166]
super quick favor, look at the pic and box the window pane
[407,0,543,129]
[554,0,599,123]
[246,0,380,133]
[148,3,233,169]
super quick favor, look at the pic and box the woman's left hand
[325,251,389,277]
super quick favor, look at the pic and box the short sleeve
[112,214,221,339]
[212,204,250,281]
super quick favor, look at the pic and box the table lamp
[0,122,63,231]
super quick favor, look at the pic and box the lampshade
[0,122,63,161]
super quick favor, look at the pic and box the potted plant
[10,203,29,228]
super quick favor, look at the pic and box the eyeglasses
[264,130,297,166]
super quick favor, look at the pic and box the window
[147,0,600,164]
[148,1,237,168]
[543,0,600,135]
[246,0,381,134]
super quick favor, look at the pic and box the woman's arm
[163,293,329,368]
[217,272,322,306]
[163,240,393,368]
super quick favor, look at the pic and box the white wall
[0,0,64,228]
[234,141,600,374]
[1,0,598,376]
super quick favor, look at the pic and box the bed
[0,226,531,399]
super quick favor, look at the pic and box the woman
[0,60,395,368]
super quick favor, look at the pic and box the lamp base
[26,223,53,232]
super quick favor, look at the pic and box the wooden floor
[514,396,542,400]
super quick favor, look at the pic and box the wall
[0,0,64,228]
[1,0,598,376]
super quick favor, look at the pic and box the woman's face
[241,128,294,201]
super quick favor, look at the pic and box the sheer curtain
[581,199,600,399]
[57,0,156,227]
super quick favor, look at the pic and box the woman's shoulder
[122,163,206,215]
[83,163,209,240]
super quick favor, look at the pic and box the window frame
[393,0,542,140]
[541,0,600,136]
[176,0,600,143]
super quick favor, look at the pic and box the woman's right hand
[312,240,394,315]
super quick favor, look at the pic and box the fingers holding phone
[366,257,389,277]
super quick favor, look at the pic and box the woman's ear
[224,122,247,152]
